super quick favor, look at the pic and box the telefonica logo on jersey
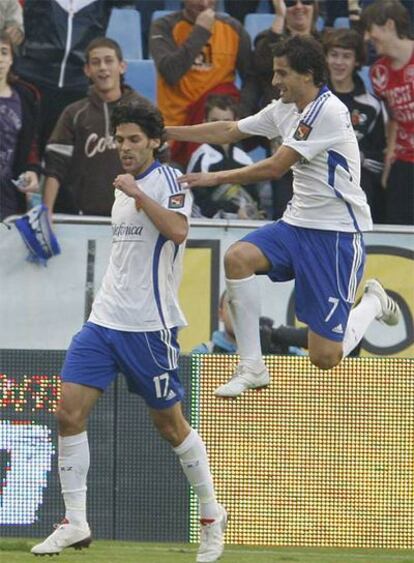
[112,223,144,239]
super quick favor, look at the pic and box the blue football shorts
[242,220,365,341]
[61,322,184,409]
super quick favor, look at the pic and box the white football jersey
[238,87,373,232]
[89,161,193,331]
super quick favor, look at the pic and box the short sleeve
[283,103,352,161]
[158,166,193,219]
[238,100,282,140]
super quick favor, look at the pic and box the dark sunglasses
[285,0,314,7]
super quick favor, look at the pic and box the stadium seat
[316,15,325,32]
[333,17,351,28]
[106,8,142,60]
[244,13,275,43]
[125,59,157,103]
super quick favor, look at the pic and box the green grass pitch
[1,540,413,563]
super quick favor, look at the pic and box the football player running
[31,102,226,563]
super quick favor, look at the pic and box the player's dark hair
[361,0,413,39]
[323,28,366,67]
[111,102,166,156]
[85,37,124,63]
[272,35,327,86]
[204,94,240,120]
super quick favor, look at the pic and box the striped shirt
[89,161,192,331]
[238,86,373,232]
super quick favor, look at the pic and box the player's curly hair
[272,35,327,87]
[111,102,166,156]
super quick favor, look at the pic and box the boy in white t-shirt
[167,35,401,398]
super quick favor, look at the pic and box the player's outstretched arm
[113,174,188,245]
[166,120,249,145]
[179,145,301,189]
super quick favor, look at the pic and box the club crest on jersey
[371,63,389,91]
[293,122,312,141]
[168,194,185,209]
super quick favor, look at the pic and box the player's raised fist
[113,174,139,197]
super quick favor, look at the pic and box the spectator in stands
[14,0,133,156]
[0,0,24,47]
[362,0,414,225]
[43,38,151,217]
[192,289,310,355]
[0,30,41,221]
[149,0,259,167]
[324,28,386,223]
[187,94,263,219]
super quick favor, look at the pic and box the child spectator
[186,94,263,219]
[324,28,387,223]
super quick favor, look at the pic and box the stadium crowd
[0,0,413,225]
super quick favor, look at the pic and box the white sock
[173,428,219,521]
[226,275,265,370]
[58,431,89,527]
[342,293,382,357]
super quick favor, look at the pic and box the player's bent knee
[309,351,342,370]
[55,404,86,435]
[224,243,249,276]
[152,413,189,447]
[154,421,181,445]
